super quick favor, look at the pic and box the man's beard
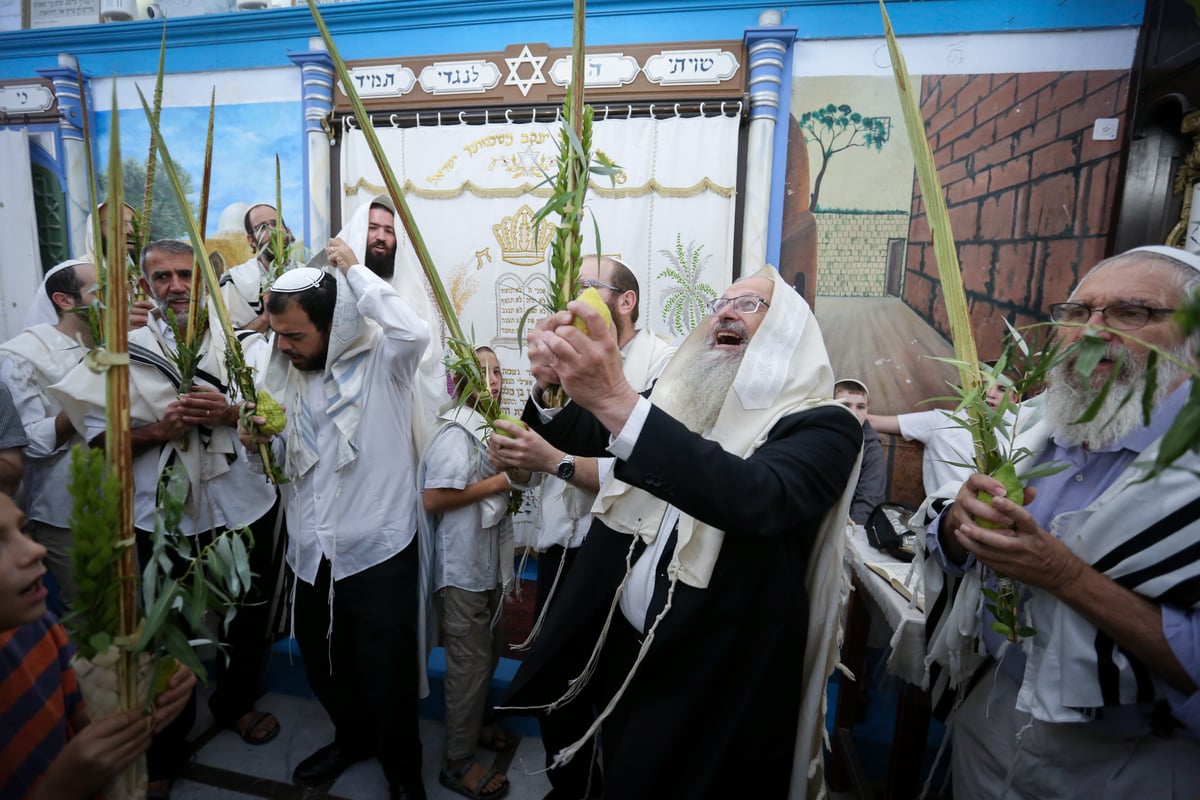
[156,293,190,322]
[651,343,744,435]
[1043,340,1190,448]
[364,242,396,279]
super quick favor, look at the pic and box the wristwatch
[556,454,576,481]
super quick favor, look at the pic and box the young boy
[0,492,195,799]
[421,347,523,800]
[834,378,887,525]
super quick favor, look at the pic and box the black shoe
[292,742,366,786]
[390,782,427,800]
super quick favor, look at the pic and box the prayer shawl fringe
[515,327,676,651]
[920,414,1200,726]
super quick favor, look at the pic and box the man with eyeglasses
[491,267,861,798]
[0,260,99,608]
[488,254,674,798]
[922,246,1200,798]
[220,203,295,333]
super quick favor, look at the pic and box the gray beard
[651,345,743,435]
[1043,342,1188,448]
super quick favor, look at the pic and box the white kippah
[1128,245,1200,272]
[269,266,325,293]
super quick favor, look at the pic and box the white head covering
[24,259,93,329]
[312,194,447,455]
[1128,245,1200,271]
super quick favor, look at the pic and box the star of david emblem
[504,45,547,97]
[515,143,540,171]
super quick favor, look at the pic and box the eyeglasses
[253,220,284,237]
[706,295,770,315]
[575,278,622,294]
[1049,302,1175,331]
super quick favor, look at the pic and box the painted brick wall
[903,70,1129,357]
[815,210,909,296]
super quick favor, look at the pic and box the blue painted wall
[0,1,1144,81]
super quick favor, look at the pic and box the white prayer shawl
[578,266,860,799]
[219,256,267,329]
[0,324,89,527]
[621,327,676,394]
[49,306,255,516]
[312,194,446,456]
[919,411,1200,725]
[264,268,376,481]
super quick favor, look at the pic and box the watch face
[557,457,575,481]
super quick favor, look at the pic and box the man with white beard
[923,246,1200,799]
[490,268,862,799]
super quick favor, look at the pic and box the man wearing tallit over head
[317,194,445,456]
[243,253,432,798]
[490,267,863,799]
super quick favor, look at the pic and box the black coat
[503,398,861,799]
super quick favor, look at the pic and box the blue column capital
[288,49,333,71]
[743,25,796,121]
[36,62,88,135]
[743,24,798,48]
[288,49,335,136]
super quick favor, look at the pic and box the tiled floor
[172,691,552,800]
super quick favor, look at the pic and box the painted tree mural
[798,103,891,210]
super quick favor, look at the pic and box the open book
[866,561,925,612]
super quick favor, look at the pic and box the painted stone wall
[814,209,909,296]
[903,70,1130,357]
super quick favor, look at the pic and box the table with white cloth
[827,524,932,800]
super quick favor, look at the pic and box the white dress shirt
[280,265,430,585]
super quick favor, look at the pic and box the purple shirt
[928,383,1199,735]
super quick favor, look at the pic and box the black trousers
[137,498,282,781]
[292,539,423,790]
[535,545,602,800]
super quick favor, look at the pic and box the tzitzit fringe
[509,545,568,652]
[551,563,681,769]
[496,533,639,714]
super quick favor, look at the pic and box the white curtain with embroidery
[340,114,739,370]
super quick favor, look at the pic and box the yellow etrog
[975,461,1025,529]
[572,286,614,336]
[256,390,287,436]
[492,413,525,438]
